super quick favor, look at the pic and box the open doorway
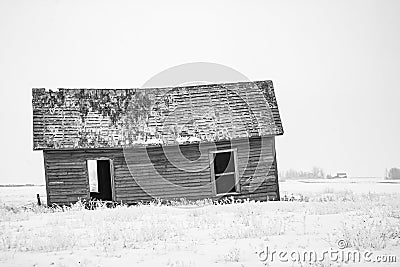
[87,159,113,201]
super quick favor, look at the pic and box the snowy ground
[280,178,400,195]
[0,185,46,207]
[0,179,399,267]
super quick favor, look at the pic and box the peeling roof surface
[32,80,283,150]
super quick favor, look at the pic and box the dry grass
[222,247,241,262]
[338,207,400,250]
[0,191,400,266]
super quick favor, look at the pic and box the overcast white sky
[0,0,399,184]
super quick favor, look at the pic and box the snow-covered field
[1,179,399,267]
[280,178,400,194]
[0,185,46,207]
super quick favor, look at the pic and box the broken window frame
[209,148,240,196]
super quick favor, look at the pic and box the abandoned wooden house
[32,80,284,205]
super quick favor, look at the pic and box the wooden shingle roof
[32,80,283,150]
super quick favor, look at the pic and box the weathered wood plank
[44,136,279,205]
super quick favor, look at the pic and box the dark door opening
[87,159,113,201]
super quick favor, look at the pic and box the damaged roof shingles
[32,80,283,150]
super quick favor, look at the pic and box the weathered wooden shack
[32,80,284,205]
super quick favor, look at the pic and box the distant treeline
[0,184,44,187]
[279,167,325,179]
[385,168,400,179]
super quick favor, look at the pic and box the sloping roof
[32,80,283,150]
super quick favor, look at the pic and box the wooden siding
[44,137,279,205]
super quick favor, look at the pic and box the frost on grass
[339,207,400,250]
[0,191,400,266]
